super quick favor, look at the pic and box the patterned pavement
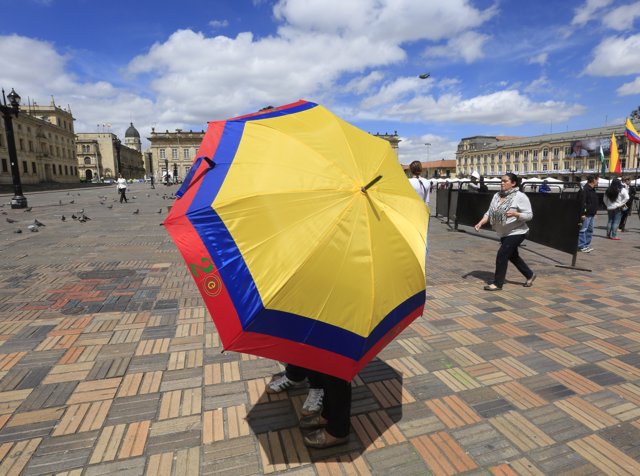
[0,184,639,475]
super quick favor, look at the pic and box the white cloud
[524,76,551,93]
[424,31,490,63]
[361,76,431,109]
[602,2,640,30]
[617,76,640,95]
[571,0,614,26]
[365,89,585,127]
[209,19,229,29]
[528,52,548,65]
[0,34,156,141]
[343,71,385,95]
[396,134,459,164]
[584,34,640,76]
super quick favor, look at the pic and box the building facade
[76,127,145,181]
[456,122,640,181]
[0,98,78,185]
[147,129,206,183]
[147,129,401,183]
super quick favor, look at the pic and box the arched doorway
[85,169,93,181]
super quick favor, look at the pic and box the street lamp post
[146,152,155,189]
[114,138,122,176]
[1,88,27,209]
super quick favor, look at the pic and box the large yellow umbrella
[165,100,428,380]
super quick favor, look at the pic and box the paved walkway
[0,185,639,475]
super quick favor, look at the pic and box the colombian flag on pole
[625,118,640,144]
[609,133,621,174]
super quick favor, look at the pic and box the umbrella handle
[175,156,216,199]
[361,175,382,193]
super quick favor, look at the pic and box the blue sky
[1,0,639,164]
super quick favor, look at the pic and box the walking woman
[603,178,629,240]
[116,173,128,204]
[474,173,536,291]
[408,161,430,205]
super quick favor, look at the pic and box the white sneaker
[266,375,306,394]
[301,388,324,415]
[579,247,591,253]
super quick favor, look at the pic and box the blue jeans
[607,209,622,238]
[578,215,595,249]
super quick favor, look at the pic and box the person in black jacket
[578,175,599,252]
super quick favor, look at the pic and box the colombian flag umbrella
[165,100,428,381]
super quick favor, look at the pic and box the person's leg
[507,235,533,279]
[585,215,594,248]
[285,364,308,383]
[302,373,351,448]
[578,217,589,249]
[493,236,520,288]
[619,207,629,231]
[119,189,124,203]
[610,209,622,238]
[607,210,615,237]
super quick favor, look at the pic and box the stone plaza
[1,183,639,475]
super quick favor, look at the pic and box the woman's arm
[506,193,533,221]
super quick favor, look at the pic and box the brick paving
[0,185,639,475]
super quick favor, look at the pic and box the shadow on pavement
[246,358,404,466]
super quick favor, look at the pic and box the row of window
[463,159,628,174]
[12,123,74,145]
[0,159,78,176]
[158,148,194,160]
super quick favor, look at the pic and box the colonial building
[456,122,640,180]
[76,124,145,181]
[0,98,78,185]
[147,128,401,183]
[147,128,206,183]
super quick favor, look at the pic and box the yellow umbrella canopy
[165,100,428,380]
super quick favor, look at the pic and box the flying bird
[419,73,431,79]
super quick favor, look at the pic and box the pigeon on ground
[79,209,84,214]
[107,204,113,209]
[6,217,17,223]
[66,192,70,196]
[81,214,91,221]
[133,209,139,215]
[14,229,22,234]
[27,224,39,232]
[24,207,32,212]
[146,194,150,198]
[61,215,66,221]
[69,200,75,204]
[79,216,86,223]
[33,219,45,227]
[1,211,6,215]
[71,214,77,220]
[100,202,105,206]
[77,193,81,196]
[132,195,137,199]
[157,208,162,213]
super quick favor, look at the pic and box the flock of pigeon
[2,189,177,234]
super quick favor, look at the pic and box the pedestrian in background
[116,173,128,203]
[408,161,430,205]
[618,177,635,232]
[603,178,629,240]
[474,173,536,291]
[578,175,598,253]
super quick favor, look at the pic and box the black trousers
[119,188,128,203]
[306,370,351,438]
[494,234,533,288]
[285,364,321,389]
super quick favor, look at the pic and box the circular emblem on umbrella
[202,274,222,297]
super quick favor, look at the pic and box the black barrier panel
[449,189,459,223]
[455,191,582,255]
[436,187,450,217]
